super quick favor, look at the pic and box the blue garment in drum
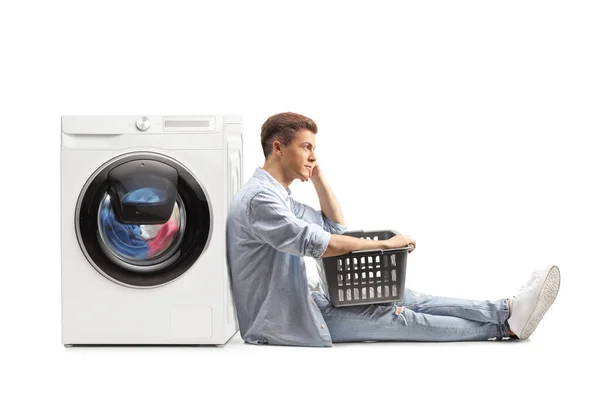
[122,188,165,204]
[100,200,149,258]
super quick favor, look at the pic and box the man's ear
[272,140,282,155]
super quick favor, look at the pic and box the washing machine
[61,115,242,345]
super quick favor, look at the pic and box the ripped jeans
[310,288,512,342]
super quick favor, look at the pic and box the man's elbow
[321,234,345,258]
[331,218,345,227]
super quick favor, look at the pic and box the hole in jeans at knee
[394,305,408,325]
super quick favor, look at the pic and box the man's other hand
[385,234,417,253]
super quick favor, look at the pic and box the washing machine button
[135,116,151,131]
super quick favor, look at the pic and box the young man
[225,112,561,347]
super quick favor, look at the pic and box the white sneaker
[507,265,561,339]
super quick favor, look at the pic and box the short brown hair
[260,112,318,159]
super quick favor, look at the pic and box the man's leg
[311,291,511,342]
[398,288,510,326]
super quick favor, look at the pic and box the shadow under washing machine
[61,115,243,345]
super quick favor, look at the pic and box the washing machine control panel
[132,116,216,133]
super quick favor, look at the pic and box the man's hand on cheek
[309,163,321,181]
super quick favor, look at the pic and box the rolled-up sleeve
[288,197,347,235]
[247,191,332,259]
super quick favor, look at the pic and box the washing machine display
[76,152,211,288]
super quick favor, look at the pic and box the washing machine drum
[76,153,211,287]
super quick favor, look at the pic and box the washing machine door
[76,152,212,287]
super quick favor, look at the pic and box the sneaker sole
[520,265,561,339]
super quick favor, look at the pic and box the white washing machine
[61,115,242,345]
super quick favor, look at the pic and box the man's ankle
[506,298,515,336]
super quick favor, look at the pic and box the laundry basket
[316,230,412,307]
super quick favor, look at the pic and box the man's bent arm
[311,174,345,226]
[322,234,410,258]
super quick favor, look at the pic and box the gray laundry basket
[316,230,412,307]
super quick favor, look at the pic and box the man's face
[279,129,317,182]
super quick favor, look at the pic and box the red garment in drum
[148,221,178,257]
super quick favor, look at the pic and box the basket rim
[321,244,413,259]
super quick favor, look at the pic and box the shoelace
[515,272,540,296]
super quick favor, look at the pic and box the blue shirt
[226,167,347,347]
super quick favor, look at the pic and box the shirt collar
[254,167,292,199]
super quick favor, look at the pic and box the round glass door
[75,152,212,287]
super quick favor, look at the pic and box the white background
[1,0,598,399]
